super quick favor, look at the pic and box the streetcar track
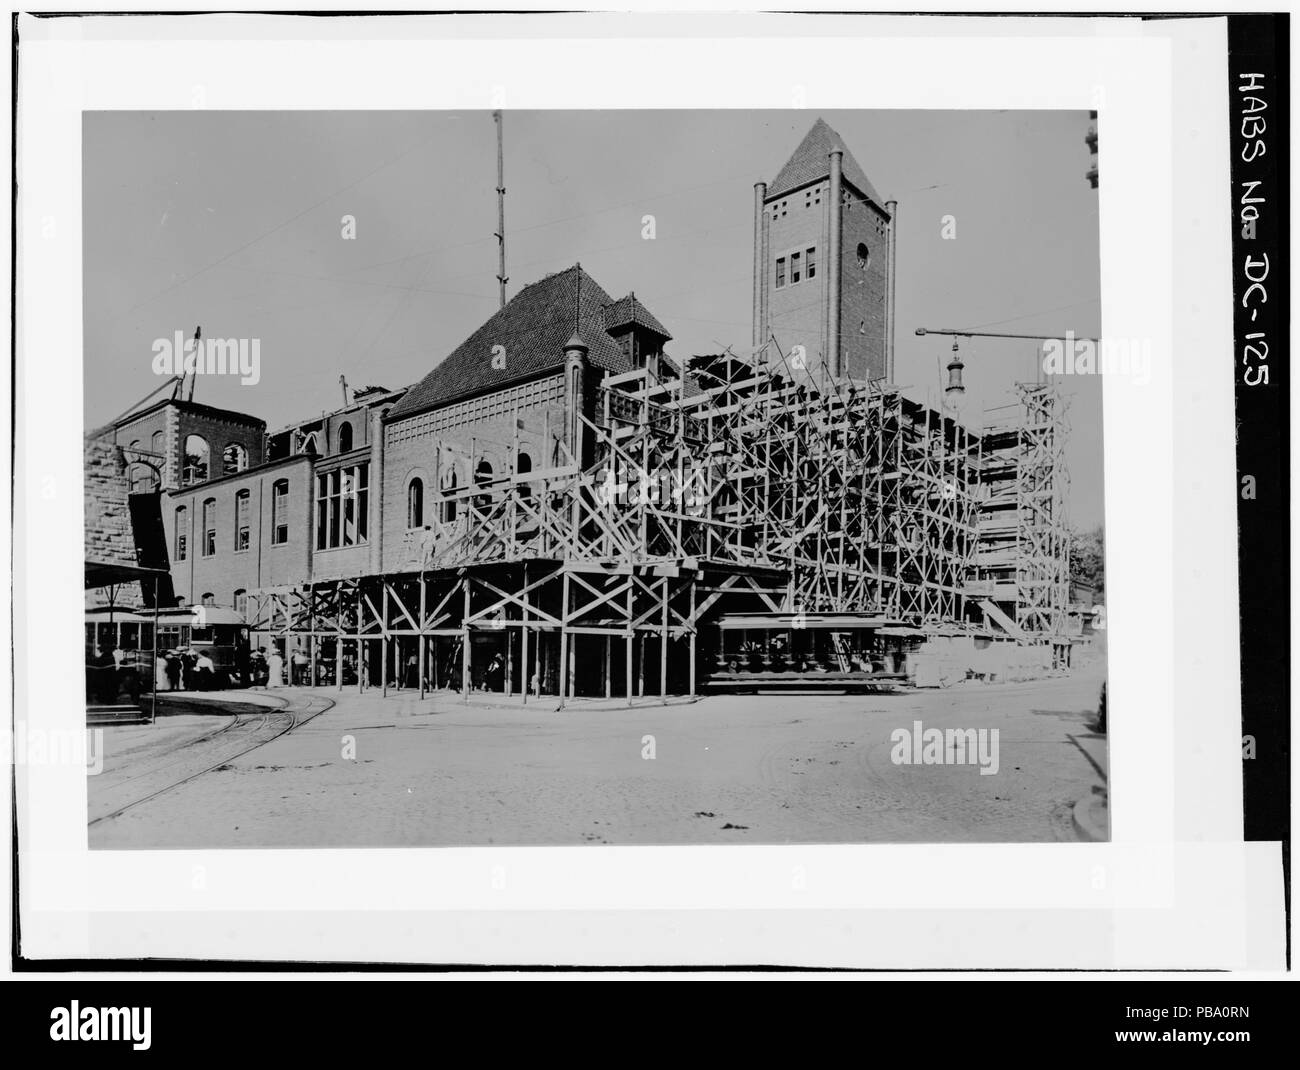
[89,693,335,827]
[96,712,243,782]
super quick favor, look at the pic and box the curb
[1071,786,1109,842]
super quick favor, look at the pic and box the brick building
[752,118,896,384]
[86,118,1072,693]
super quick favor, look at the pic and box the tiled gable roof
[603,293,672,340]
[389,265,669,420]
[767,118,887,210]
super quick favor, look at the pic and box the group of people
[152,648,218,692]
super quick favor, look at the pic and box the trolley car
[708,612,911,694]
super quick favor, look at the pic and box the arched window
[174,506,188,561]
[517,452,533,501]
[234,589,248,617]
[201,498,217,557]
[201,592,215,607]
[407,478,424,529]
[129,450,157,493]
[222,442,249,476]
[182,435,210,485]
[271,479,289,544]
[441,468,458,524]
[474,459,493,511]
[234,489,251,551]
[336,422,353,454]
[151,430,164,456]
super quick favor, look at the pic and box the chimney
[826,149,844,379]
[563,333,588,466]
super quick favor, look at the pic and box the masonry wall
[115,406,178,488]
[763,180,830,376]
[381,373,568,572]
[165,456,313,608]
[85,436,143,608]
[117,403,265,490]
[837,191,891,383]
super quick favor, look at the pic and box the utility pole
[494,110,508,308]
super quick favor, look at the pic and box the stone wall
[84,435,142,607]
[85,436,137,567]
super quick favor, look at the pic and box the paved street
[89,673,1107,848]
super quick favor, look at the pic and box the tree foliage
[1070,525,1105,599]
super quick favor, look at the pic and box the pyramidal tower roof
[766,118,886,210]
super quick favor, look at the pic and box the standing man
[291,643,310,686]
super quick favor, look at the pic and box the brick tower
[752,118,896,384]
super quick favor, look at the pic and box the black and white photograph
[8,7,1288,998]
[81,108,1107,849]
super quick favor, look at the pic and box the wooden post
[625,580,634,708]
[418,573,427,700]
[604,634,612,699]
[150,577,159,724]
[558,570,569,708]
[660,579,668,698]
[381,581,389,697]
[309,583,318,687]
[356,584,364,694]
[461,575,471,701]
[504,618,513,697]
[567,630,576,701]
[521,563,530,704]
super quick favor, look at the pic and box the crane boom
[915,326,1098,342]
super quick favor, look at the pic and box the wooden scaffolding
[974,383,1071,647]
[248,352,1066,697]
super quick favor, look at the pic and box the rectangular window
[175,508,188,562]
[315,463,369,549]
[775,257,786,289]
[234,491,250,552]
[357,464,369,543]
[806,246,817,279]
[328,470,340,547]
[315,474,327,549]
[272,480,289,545]
[791,251,801,284]
[202,500,216,557]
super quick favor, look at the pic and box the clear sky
[83,109,1103,527]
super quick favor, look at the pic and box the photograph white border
[12,11,1278,969]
